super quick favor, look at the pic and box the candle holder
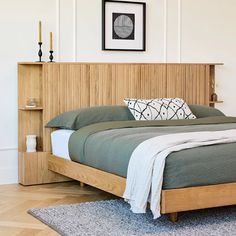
[49,50,54,62]
[37,42,43,62]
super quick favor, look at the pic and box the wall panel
[58,0,75,61]
[181,0,236,114]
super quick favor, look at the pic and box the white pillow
[124,98,196,121]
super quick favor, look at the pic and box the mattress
[51,129,74,160]
[69,117,236,190]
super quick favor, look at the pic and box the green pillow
[189,105,225,118]
[46,105,134,130]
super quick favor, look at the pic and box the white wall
[0,0,235,184]
[0,0,57,184]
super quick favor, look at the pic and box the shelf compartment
[18,64,43,109]
[19,152,70,185]
[18,110,43,152]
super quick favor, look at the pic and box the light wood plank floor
[0,182,114,236]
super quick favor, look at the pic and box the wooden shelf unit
[18,63,70,185]
[18,62,222,185]
[208,64,223,107]
[19,152,68,185]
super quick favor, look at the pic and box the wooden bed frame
[19,62,236,221]
[48,154,236,222]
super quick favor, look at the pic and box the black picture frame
[102,0,146,51]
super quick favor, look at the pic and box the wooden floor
[0,182,114,236]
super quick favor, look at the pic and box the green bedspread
[69,116,236,189]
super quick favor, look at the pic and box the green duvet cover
[69,116,236,189]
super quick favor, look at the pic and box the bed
[39,62,236,222]
[47,104,236,222]
[52,122,236,191]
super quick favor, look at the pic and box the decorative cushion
[188,105,225,118]
[124,98,196,121]
[46,105,134,130]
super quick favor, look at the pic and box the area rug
[28,199,236,236]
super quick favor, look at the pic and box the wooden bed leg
[169,212,178,223]
[80,182,85,187]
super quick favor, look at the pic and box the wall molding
[73,0,78,62]
[0,147,17,151]
[178,0,182,63]
[56,0,61,61]
[164,0,168,63]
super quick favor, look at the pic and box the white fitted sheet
[51,129,75,160]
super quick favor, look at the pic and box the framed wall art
[102,0,146,51]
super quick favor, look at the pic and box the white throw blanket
[123,129,236,219]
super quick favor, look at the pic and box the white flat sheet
[51,129,75,160]
[123,129,236,219]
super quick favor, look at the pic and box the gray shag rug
[28,199,236,236]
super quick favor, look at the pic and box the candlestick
[39,21,42,42]
[50,32,53,50]
[37,42,43,62]
[37,21,44,62]
[49,50,54,62]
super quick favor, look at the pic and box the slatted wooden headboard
[42,63,222,151]
[18,62,222,153]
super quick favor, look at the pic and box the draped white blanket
[123,129,236,219]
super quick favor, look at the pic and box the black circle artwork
[112,13,135,40]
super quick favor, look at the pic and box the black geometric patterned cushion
[124,98,196,120]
